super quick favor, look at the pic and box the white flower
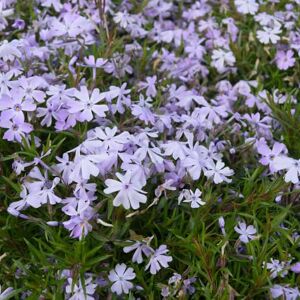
[138,76,157,97]
[145,245,173,275]
[0,40,21,62]
[108,264,136,295]
[0,3,14,30]
[234,0,259,15]
[104,171,147,209]
[69,152,105,182]
[41,0,62,12]
[256,26,281,44]
[68,86,108,121]
[113,11,134,29]
[211,49,236,73]
[234,222,257,243]
[183,189,205,208]
[204,161,234,184]
[183,145,210,180]
[273,156,300,184]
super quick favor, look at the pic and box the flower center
[44,180,53,189]
[26,88,33,94]
[12,124,19,131]
[14,104,21,111]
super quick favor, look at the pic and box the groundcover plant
[0,0,300,299]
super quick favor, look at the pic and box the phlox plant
[0,0,300,299]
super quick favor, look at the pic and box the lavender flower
[145,245,173,275]
[234,222,257,243]
[275,50,295,70]
[108,264,136,295]
[104,171,147,209]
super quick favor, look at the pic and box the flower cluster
[0,0,300,298]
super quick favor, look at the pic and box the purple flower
[63,208,94,240]
[257,26,281,45]
[65,277,97,300]
[0,89,36,122]
[275,50,295,70]
[265,258,288,279]
[12,18,25,30]
[25,167,61,208]
[0,40,21,62]
[17,77,46,103]
[211,49,236,73]
[234,222,257,243]
[183,277,196,295]
[181,188,205,208]
[290,262,300,273]
[234,0,259,15]
[161,286,170,297]
[138,76,157,97]
[68,86,108,122]
[123,241,153,264]
[0,118,33,142]
[273,156,300,184]
[108,264,136,295]
[270,284,300,299]
[145,245,172,275]
[104,171,147,210]
[256,139,286,173]
[204,160,234,184]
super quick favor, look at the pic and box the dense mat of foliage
[0,0,300,299]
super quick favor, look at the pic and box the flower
[18,77,46,103]
[290,262,300,273]
[0,118,33,142]
[270,284,300,299]
[273,157,300,184]
[138,76,157,97]
[161,286,170,298]
[108,264,136,295]
[275,50,295,70]
[234,222,257,243]
[183,144,210,180]
[183,189,205,208]
[256,26,281,44]
[145,245,173,274]
[0,285,14,300]
[0,40,21,61]
[123,241,153,264]
[211,49,236,73]
[65,277,97,300]
[0,89,36,122]
[234,0,259,15]
[113,11,134,29]
[104,171,147,209]
[68,86,108,122]
[183,277,196,295]
[63,208,94,240]
[41,0,62,12]
[256,139,286,173]
[265,258,288,279]
[204,160,234,184]
[25,167,61,208]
